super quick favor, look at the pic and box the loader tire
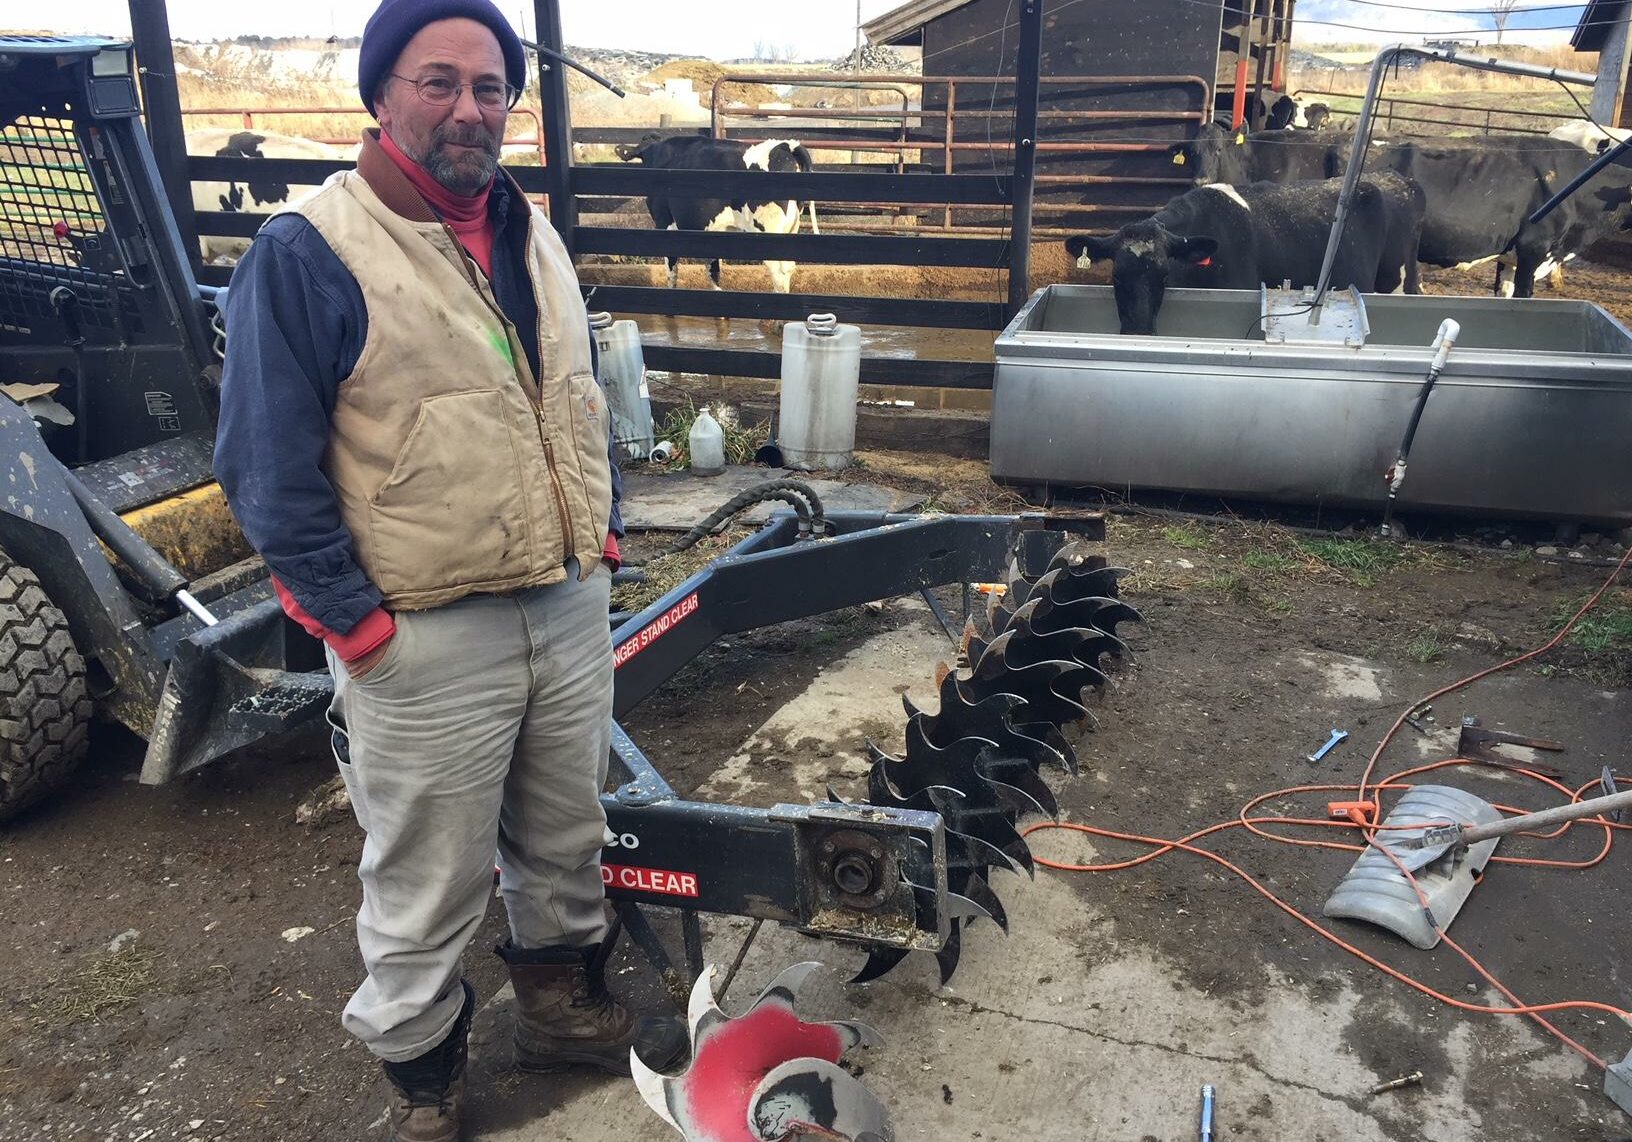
[0,553,91,822]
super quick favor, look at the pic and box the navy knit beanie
[358,0,527,115]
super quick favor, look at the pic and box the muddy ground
[1,455,1628,1140]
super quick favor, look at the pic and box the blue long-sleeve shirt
[215,176,621,636]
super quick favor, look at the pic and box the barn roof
[861,0,978,46]
[1574,0,1628,52]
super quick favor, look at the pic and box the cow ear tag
[1076,252,1092,269]
[1234,130,1246,145]
[1172,151,1186,165]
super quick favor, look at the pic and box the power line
[920,0,1611,69]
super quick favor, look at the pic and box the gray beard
[400,127,500,196]
[423,144,498,196]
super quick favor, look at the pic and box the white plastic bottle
[779,313,861,471]
[688,407,725,477]
[589,311,655,461]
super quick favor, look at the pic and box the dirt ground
[1,453,1628,1140]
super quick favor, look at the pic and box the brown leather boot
[496,941,688,1075]
[380,979,475,1142]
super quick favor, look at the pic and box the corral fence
[137,0,1166,392]
[180,105,551,166]
[1292,87,1561,137]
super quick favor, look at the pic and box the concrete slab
[620,465,922,531]
[462,597,1606,1142]
[466,873,1589,1142]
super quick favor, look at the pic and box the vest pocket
[366,389,530,595]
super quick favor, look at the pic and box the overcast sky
[20,0,1592,53]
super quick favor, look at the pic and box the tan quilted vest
[289,131,611,611]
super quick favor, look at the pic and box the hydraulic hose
[632,479,829,566]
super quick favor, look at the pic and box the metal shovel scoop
[1325,784,1632,949]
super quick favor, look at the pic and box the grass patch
[1299,537,1407,586]
[1202,570,1252,604]
[1162,525,1213,551]
[1404,628,1447,664]
[31,944,160,1026]
[1553,590,1632,653]
[1243,551,1301,573]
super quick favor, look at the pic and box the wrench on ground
[1307,728,1348,763]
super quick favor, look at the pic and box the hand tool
[1457,716,1564,777]
[1307,728,1348,763]
[1199,1084,1216,1142]
[1400,786,1632,871]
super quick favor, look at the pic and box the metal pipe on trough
[1007,0,1045,315]
[1314,45,1598,303]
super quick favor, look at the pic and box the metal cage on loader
[0,35,1142,984]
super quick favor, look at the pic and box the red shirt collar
[376,128,491,225]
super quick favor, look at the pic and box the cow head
[1303,103,1332,130]
[1065,223,1219,336]
[1168,123,1242,185]
[615,132,665,163]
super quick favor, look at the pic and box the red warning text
[613,591,699,669]
[601,863,700,898]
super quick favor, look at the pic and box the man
[213,2,686,1138]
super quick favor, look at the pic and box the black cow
[613,133,819,293]
[1168,123,1351,186]
[1366,135,1632,297]
[1064,174,1425,335]
[1172,128,1632,297]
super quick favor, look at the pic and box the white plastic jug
[688,407,725,477]
[779,313,861,471]
[589,311,654,461]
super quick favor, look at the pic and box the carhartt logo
[585,392,600,420]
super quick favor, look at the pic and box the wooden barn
[1574,0,1632,130]
[861,0,1298,229]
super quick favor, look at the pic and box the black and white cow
[1265,95,1332,131]
[1063,173,1425,335]
[187,128,341,262]
[1549,120,1631,155]
[613,133,820,293]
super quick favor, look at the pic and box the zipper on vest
[539,413,576,561]
[440,218,578,565]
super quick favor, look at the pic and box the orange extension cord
[1024,543,1632,1070]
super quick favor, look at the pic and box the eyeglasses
[388,73,521,110]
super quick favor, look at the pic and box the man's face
[375,17,508,196]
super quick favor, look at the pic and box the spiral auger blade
[868,725,1037,874]
[960,629,1093,729]
[845,533,1141,985]
[904,680,1075,776]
